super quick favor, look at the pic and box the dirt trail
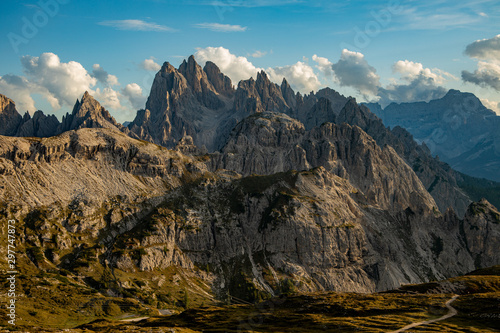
[119,316,149,322]
[388,295,459,333]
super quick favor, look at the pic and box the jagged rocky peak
[315,87,350,113]
[203,60,234,97]
[60,91,123,132]
[178,55,212,94]
[145,61,187,115]
[337,98,367,126]
[131,55,234,150]
[0,93,23,136]
[280,78,297,109]
[234,70,289,114]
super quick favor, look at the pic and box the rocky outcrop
[178,55,225,110]
[0,94,23,136]
[0,128,200,208]
[235,71,289,115]
[203,61,234,97]
[462,199,500,268]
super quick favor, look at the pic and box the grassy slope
[71,267,500,332]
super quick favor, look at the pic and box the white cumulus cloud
[462,61,500,91]
[462,35,500,91]
[464,34,500,61]
[141,57,161,71]
[312,54,333,77]
[1,52,142,122]
[20,52,97,109]
[393,60,455,84]
[195,46,261,84]
[122,83,147,110]
[94,87,123,110]
[331,49,380,97]
[266,61,321,93]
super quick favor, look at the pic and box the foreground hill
[31,266,500,332]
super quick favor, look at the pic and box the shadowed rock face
[0,94,23,136]
[16,111,60,138]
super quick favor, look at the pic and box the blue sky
[1,0,499,122]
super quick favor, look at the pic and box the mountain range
[365,90,500,182]
[0,55,499,329]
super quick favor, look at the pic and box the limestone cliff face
[118,165,497,296]
[462,199,500,268]
[203,61,234,98]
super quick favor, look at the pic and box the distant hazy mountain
[365,90,500,182]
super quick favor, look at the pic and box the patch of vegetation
[466,265,500,276]
[337,223,355,229]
